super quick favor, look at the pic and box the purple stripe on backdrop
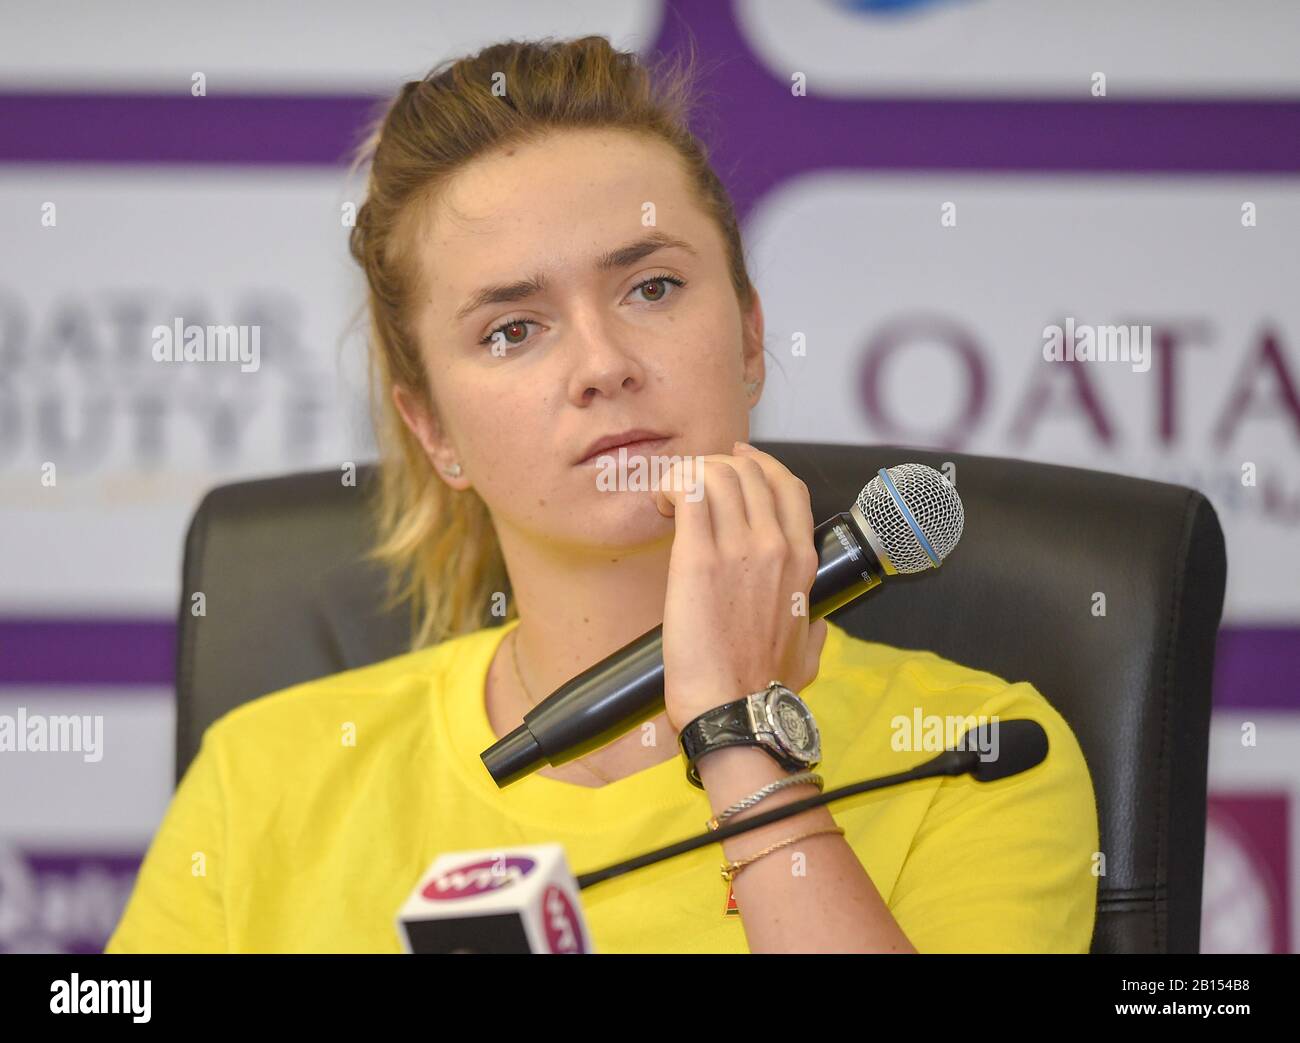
[0,619,1295,711]
[0,619,175,687]
[2,91,1298,178]
[0,92,384,167]
[1213,628,1300,713]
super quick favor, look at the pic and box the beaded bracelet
[720,826,846,884]
[706,771,824,832]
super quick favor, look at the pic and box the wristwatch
[678,680,822,789]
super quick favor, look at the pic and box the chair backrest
[175,441,1227,953]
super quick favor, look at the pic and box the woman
[106,36,1098,954]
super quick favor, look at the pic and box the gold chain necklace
[509,627,615,787]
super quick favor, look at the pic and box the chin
[578,494,675,544]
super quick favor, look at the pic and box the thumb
[653,457,693,517]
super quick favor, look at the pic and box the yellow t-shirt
[105,618,1099,954]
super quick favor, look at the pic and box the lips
[575,429,671,465]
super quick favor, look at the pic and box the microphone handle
[518,511,885,770]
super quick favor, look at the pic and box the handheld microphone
[482,463,965,788]
[408,721,1045,951]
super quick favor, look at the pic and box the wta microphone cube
[396,843,595,954]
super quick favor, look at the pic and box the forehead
[412,129,715,305]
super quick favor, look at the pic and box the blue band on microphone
[877,467,941,568]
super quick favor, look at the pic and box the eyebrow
[452,232,698,323]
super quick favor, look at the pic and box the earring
[443,462,462,478]
[744,379,760,395]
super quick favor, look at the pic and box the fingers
[718,454,782,547]
[654,458,712,553]
[655,446,813,571]
[733,443,817,565]
[697,457,752,549]
[654,455,752,549]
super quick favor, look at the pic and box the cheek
[658,307,736,371]
[471,397,558,483]
[663,329,741,395]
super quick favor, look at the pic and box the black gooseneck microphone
[575,718,1049,890]
[403,720,1047,951]
[481,462,966,788]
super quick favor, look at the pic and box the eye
[477,274,686,352]
[479,318,537,350]
[628,273,686,304]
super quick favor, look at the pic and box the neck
[497,522,675,699]
[485,510,689,777]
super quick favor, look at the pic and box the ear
[390,382,470,491]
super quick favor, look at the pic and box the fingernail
[734,440,752,452]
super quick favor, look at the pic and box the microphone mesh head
[856,463,965,573]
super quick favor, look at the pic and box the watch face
[765,687,820,762]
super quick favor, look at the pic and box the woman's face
[393,127,764,552]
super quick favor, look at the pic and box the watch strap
[679,693,803,789]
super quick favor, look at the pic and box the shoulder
[818,620,1086,760]
[821,619,1021,699]
[196,625,499,765]
[815,621,1096,827]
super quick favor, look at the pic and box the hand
[652,441,829,734]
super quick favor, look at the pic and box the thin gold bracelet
[720,825,845,884]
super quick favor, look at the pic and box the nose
[566,324,646,404]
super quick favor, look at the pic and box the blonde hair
[346,35,758,652]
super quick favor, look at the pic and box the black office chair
[173,441,1227,954]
